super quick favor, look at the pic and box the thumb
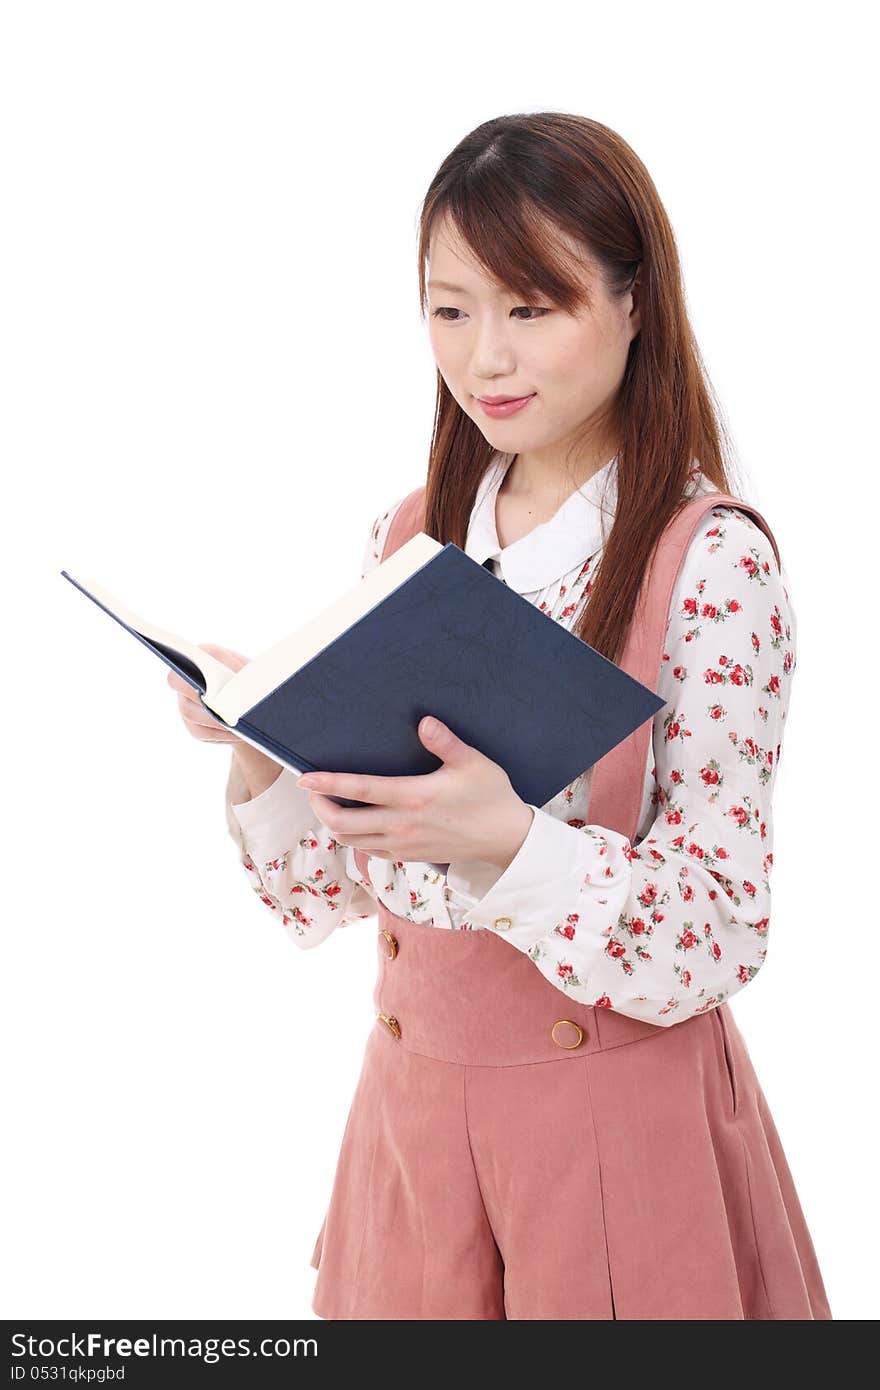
[418,715,471,765]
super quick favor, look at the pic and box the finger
[191,725,235,743]
[167,668,199,697]
[177,695,232,739]
[345,843,399,861]
[307,790,392,837]
[199,643,251,671]
[299,771,408,806]
[177,690,211,720]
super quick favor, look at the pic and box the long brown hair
[416,112,747,665]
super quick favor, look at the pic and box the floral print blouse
[225,450,797,1026]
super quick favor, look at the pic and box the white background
[3,0,876,1321]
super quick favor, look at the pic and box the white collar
[464,450,620,593]
[464,451,716,593]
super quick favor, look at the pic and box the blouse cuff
[446,806,633,950]
[229,765,318,865]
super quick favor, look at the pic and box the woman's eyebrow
[427,280,472,293]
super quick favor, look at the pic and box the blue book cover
[61,535,665,845]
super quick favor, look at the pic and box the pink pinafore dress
[308,486,833,1320]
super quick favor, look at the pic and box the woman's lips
[477,393,536,418]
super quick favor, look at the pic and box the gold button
[380,928,398,958]
[377,1012,401,1039]
[493,917,512,931]
[551,1019,584,1049]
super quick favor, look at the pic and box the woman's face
[426,213,640,474]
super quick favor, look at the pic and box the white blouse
[225,451,797,1026]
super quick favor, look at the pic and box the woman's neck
[500,445,616,508]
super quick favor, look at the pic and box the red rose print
[237,496,797,1018]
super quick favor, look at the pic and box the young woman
[171,113,832,1319]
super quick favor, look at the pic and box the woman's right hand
[167,643,251,746]
[169,643,285,799]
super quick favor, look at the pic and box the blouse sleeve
[224,494,406,948]
[444,506,797,1025]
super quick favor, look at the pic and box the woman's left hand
[297,715,535,870]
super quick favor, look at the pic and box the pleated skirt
[308,908,832,1320]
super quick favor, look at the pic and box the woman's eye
[430,306,550,322]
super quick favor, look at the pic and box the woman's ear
[628,269,642,339]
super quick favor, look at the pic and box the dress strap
[584,491,781,843]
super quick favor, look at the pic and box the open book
[61,534,666,828]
